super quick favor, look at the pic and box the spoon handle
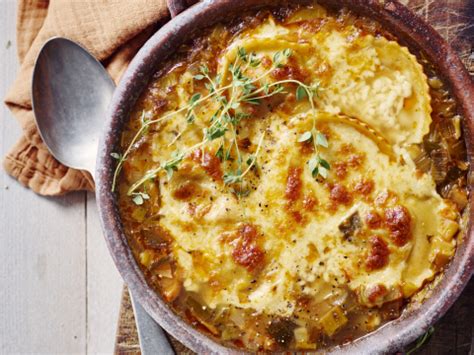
[130,290,176,355]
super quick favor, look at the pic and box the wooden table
[0,2,123,353]
[1,0,472,354]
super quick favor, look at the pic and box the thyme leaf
[205,126,227,141]
[161,151,184,180]
[319,158,330,170]
[216,145,224,162]
[131,192,150,205]
[110,152,122,160]
[224,170,243,185]
[298,131,312,143]
[308,155,330,179]
[316,132,329,148]
[296,85,308,101]
[246,155,256,166]
[189,93,201,105]
[318,165,328,179]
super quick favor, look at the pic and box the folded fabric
[3,0,170,195]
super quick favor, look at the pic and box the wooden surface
[114,1,474,354]
[0,1,123,354]
[0,0,472,354]
[114,287,141,355]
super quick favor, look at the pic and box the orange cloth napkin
[3,0,170,195]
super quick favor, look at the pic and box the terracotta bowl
[96,0,474,353]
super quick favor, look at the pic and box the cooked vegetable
[139,250,153,268]
[413,150,431,173]
[338,211,361,240]
[186,296,212,320]
[428,77,443,90]
[294,327,317,349]
[152,259,173,278]
[437,119,456,140]
[430,148,449,183]
[444,183,468,210]
[429,237,455,270]
[159,276,181,302]
[267,318,296,345]
[319,306,348,336]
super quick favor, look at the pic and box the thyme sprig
[293,79,329,179]
[406,326,435,355]
[112,46,329,204]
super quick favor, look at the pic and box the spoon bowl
[32,37,115,174]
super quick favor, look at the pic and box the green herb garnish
[131,192,150,205]
[112,46,328,204]
[406,326,435,355]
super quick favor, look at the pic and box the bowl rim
[96,0,474,353]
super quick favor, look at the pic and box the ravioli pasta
[117,3,467,351]
[220,12,431,147]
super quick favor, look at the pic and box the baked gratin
[113,3,469,351]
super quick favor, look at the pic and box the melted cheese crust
[125,6,459,321]
[160,112,457,316]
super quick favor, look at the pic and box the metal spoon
[32,37,174,355]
